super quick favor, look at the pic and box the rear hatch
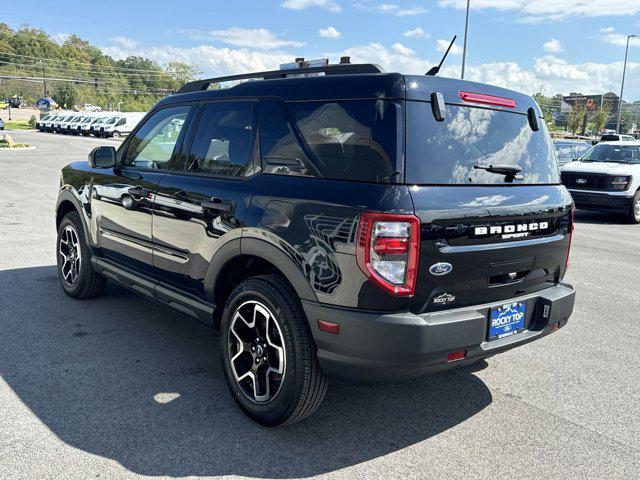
[403,77,573,313]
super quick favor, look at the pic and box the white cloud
[101,37,640,102]
[542,38,563,53]
[403,27,430,39]
[355,2,428,16]
[599,28,640,47]
[436,39,463,55]
[319,26,342,39]
[180,28,305,50]
[282,0,341,12]
[438,0,640,22]
[109,36,138,49]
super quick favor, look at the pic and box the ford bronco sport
[55,61,576,426]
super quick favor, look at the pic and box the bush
[28,115,37,128]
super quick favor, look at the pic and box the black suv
[55,62,576,426]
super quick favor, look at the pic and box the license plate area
[488,302,526,340]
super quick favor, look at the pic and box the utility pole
[461,0,470,79]
[40,60,48,97]
[616,34,637,133]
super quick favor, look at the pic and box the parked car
[561,141,640,223]
[97,112,146,138]
[64,115,88,135]
[36,114,52,131]
[55,61,575,426]
[553,139,592,166]
[86,115,112,136]
[81,103,101,112]
[600,133,637,142]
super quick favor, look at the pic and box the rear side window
[406,102,560,185]
[187,102,257,176]
[259,100,398,182]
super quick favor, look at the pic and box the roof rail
[176,63,384,94]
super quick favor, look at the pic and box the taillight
[565,208,574,270]
[459,91,516,108]
[356,213,420,296]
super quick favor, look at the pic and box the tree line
[0,24,200,111]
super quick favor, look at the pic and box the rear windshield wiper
[474,164,522,182]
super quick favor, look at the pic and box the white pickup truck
[561,141,640,223]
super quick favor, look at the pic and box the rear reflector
[317,319,340,335]
[459,91,516,108]
[549,323,560,332]
[565,208,574,270]
[446,350,467,362]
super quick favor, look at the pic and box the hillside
[0,24,198,111]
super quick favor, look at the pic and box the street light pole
[461,0,470,79]
[616,34,637,134]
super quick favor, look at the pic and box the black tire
[112,131,120,139]
[626,191,640,224]
[56,211,106,299]
[220,274,328,426]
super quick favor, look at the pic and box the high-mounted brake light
[356,213,420,296]
[565,208,574,270]
[459,91,516,108]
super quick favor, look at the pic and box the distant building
[555,92,620,130]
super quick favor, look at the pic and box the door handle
[201,197,233,213]
[128,186,149,197]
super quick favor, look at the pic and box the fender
[204,235,319,305]
[55,188,94,249]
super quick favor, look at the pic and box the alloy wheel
[59,225,81,286]
[228,300,286,403]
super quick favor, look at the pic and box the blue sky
[4,0,640,99]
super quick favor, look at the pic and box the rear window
[600,135,619,141]
[406,102,560,185]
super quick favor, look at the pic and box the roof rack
[176,63,384,94]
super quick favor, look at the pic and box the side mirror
[88,146,116,168]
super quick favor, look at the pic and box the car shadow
[0,266,492,478]
[573,209,631,225]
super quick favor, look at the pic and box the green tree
[52,82,78,108]
[567,101,587,136]
[532,90,556,128]
[592,100,612,136]
[166,61,200,86]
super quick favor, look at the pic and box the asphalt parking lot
[1,130,639,479]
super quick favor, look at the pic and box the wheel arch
[206,237,319,330]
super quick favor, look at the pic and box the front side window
[124,105,191,170]
[406,102,560,185]
[186,102,257,176]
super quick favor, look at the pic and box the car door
[91,103,194,276]
[152,100,259,303]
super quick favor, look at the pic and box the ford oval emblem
[429,262,453,276]
[576,178,587,184]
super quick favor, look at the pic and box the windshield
[406,102,559,184]
[581,144,640,164]
[105,117,119,125]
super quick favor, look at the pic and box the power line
[0,59,175,81]
[0,75,173,95]
[0,51,176,75]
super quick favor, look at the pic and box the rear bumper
[568,189,634,211]
[303,283,575,382]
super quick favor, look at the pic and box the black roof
[157,64,541,116]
